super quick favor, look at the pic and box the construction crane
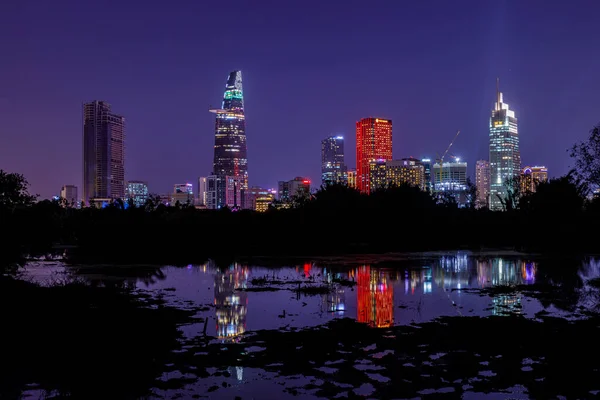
[435,130,461,191]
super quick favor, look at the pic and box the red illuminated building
[356,118,393,193]
[356,265,394,328]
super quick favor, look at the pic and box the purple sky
[2,0,600,199]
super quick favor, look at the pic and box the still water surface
[20,252,600,399]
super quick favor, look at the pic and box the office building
[489,80,521,210]
[60,185,78,205]
[125,181,149,207]
[475,160,491,208]
[278,177,311,202]
[356,118,392,193]
[171,183,193,205]
[321,135,347,186]
[421,158,432,192]
[83,101,125,203]
[210,71,248,209]
[521,166,548,193]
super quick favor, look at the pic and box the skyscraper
[475,160,490,208]
[489,79,520,210]
[210,71,248,209]
[83,101,125,203]
[321,135,347,186]
[356,118,392,193]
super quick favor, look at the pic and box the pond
[14,252,600,399]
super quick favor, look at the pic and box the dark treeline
[2,173,600,267]
[3,124,600,266]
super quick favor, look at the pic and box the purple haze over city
[1,0,600,199]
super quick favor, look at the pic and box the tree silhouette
[0,170,37,209]
[569,123,600,193]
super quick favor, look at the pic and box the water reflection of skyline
[357,266,394,328]
[212,262,248,340]
[179,256,540,335]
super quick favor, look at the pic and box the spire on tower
[496,77,501,111]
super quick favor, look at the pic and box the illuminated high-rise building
[521,166,548,193]
[210,71,248,209]
[489,79,520,210]
[321,135,347,186]
[356,118,392,193]
[475,160,490,208]
[83,101,125,203]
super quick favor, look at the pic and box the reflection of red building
[356,266,394,328]
[303,262,312,278]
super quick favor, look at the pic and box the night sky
[2,0,600,199]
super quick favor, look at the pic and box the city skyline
[2,1,599,199]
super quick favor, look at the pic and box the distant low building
[126,181,149,207]
[171,183,193,205]
[347,169,357,189]
[60,185,78,206]
[255,195,274,212]
[278,177,311,202]
[368,158,426,191]
[197,177,207,206]
[246,186,275,210]
[521,166,548,194]
[387,158,426,190]
[421,158,432,192]
[205,175,244,209]
[475,160,490,209]
[433,161,467,192]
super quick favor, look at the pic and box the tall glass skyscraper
[83,101,125,203]
[489,80,520,210]
[321,135,347,186]
[210,71,248,208]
